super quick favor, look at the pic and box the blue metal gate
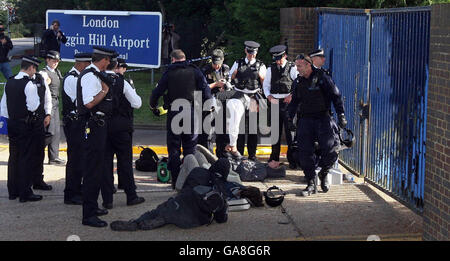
[317,7,430,211]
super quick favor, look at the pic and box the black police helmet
[263,186,285,207]
[339,128,355,148]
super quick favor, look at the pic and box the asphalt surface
[0,129,423,241]
[0,39,423,241]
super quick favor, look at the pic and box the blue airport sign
[46,10,162,68]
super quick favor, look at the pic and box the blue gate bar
[317,6,430,211]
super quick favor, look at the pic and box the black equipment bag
[135,146,159,172]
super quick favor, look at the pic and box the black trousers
[297,116,339,181]
[269,100,293,162]
[166,110,198,185]
[197,111,214,153]
[237,110,258,158]
[63,117,85,200]
[7,119,39,199]
[101,130,137,204]
[32,119,46,186]
[82,117,107,219]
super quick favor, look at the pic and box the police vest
[270,62,294,94]
[167,64,197,104]
[42,68,63,99]
[61,70,78,117]
[5,76,32,120]
[203,64,230,84]
[107,73,134,132]
[296,70,329,118]
[235,58,262,91]
[203,64,230,95]
[76,68,113,117]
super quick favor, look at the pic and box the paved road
[0,130,423,241]
[9,37,35,67]
[0,39,424,241]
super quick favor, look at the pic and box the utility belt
[233,90,267,111]
[12,112,43,125]
[63,112,79,122]
[83,112,107,140]
[89,111,107,127]
[297,110,331,119]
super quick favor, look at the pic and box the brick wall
[280,7,317,60]
[423,3,450,241]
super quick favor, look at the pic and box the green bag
[157,157,171,183]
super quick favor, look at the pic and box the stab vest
[167,64,197,104]
[235,58,262,91]
[108,73,134,132]
[270,62,294,94]
[62,70,78,117]
[76,67,113,117]
[203,64,230,95]
[296,70,329,118]
[32,73,46,117]
[5,77,31,120]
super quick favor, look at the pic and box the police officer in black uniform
[101,56,145,209]
[263,45,298,167]
[150,49,212,189]
[77,46,116,227]
[201,49,231,156]
[288,54,347,196]
[31,61,54,192]
[309,49,331,76]
[227,41,267,160]
[1,56,51,202]
[62,52,92,205]
[40,51,66,165]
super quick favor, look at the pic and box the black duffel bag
[135,146,159,172]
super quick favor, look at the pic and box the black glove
[151,107,160,116]
[338,113,347,128]
[288,118,296,132]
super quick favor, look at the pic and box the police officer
[101,56,145,209]
[77,46,116,227]
[288,54,347,196]
[1,56,51,202]
[308,49,331,76]
[40,50,66,165]
[62,52,92,205]
[201,49,231,156]
[263,45,298,168]
[227,41,267,160]
[150,49,212,189]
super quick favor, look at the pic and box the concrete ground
[0,129,423,241]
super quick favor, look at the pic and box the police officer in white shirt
[1,56,51,202]
[263,45,298,168]
[77,46,115,228]
[225,41,266,160]
[101,56,145,210]
[61,52,92,205]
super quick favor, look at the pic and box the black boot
[319,169,330,193]
[301,178,316,197]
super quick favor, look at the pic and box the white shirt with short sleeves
[1,71,52,118]
[263,60,298,99]
[81,64,102,105]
